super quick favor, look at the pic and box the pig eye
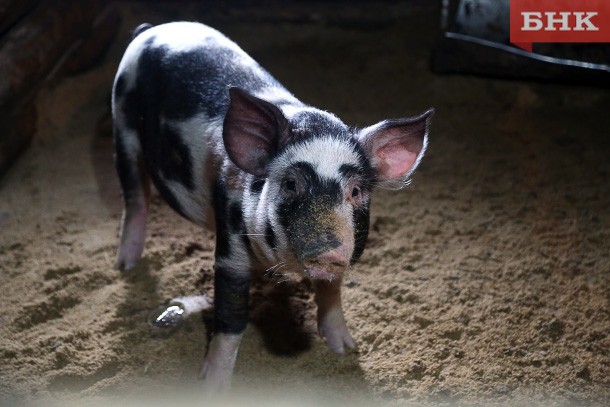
[283,178,297,194]
[352,186,361,198]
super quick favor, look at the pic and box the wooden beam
[0,102,36,178]
[0,0,117,178]
[61,5,121,76]
[0,0,41,36]
[0,0,105,109]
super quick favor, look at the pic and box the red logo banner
[510,0,610,51]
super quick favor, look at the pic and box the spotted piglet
[112,22,433,391]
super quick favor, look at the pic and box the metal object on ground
[432,0,610,85]
[148,295,212,338]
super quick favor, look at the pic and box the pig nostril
[304,258,347,268]
[302,246,350,270]
[316,252,348,268]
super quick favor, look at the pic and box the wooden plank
[61,5,121,76]
[0,0,41,36]
[0,102,36,177]
[0,0,105,109]
[0,0,106,177]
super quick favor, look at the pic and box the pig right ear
[223,87,288,177]
[356,109,434,189]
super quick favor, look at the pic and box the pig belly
[141,114,221,228]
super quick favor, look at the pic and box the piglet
[112,22,433,391]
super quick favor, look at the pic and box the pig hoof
[319,323,356,354]
[114,258,138,271]
[115,250,141,270]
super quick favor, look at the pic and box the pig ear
[356,109,434,189]
[223,87,289,176]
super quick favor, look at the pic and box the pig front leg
[314,279,356,354]
[201,264,251,393]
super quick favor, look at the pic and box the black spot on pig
[351,206,370,264]
[138,120,194,191]
[214,267,251,334]
[287,111,351,144]
[275,163,343,230]
[149,173,187,220]
[114,74,126,99]
[158,125,194,190]
[133,41,281,121]
[118,88,140,132]
[265,223,276,251]
[213,187,252,334]
[338,162,372,264]
[241,234,252,254]
[299,230,341,260]
[212,180,231,259]
[277,162,344,260]
[227,201,252,254]
[228,202,244,234]
[113,128,139,196]
[339,149,375,183]
[118,37,156,132]
[290,162,343,205]
[338,163,361,179]
[250,178,265,194]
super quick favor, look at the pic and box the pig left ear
[223,87,289,176]
[356,108,434,189]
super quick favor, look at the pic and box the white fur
[171,295,212,315]
[137,22,256,67]
[253,86,301,107]
[151,22,237,53]
[242,180,287,267]
[271,136,362,181]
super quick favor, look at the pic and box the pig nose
[316,247,349,268]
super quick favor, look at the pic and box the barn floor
[0,2,609,406]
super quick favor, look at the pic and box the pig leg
[200,332,243,393]
[315,279,355,354]
[114,132,150,270]
[201,256,251,392]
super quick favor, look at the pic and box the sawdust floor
[0,2,609,406]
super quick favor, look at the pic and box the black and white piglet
[112,22,433,391]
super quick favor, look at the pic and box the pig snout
[297,223,354,280]
[303,244,350,280]
[315,246,350,268]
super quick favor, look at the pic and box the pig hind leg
[114,129,150,270]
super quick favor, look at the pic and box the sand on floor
[0,2,608,406]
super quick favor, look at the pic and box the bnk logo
[521,12,599,31]
[510,0,610,51]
